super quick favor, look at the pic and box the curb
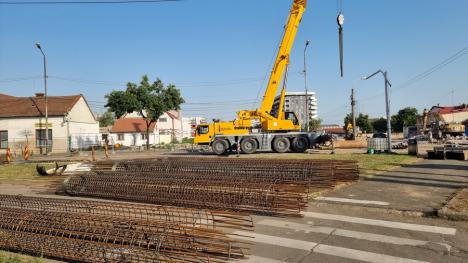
[437,207,468,221]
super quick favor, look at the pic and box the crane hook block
[337,12,344,77]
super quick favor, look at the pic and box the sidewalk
[313,159,468,217]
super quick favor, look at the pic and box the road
[235,202,467,263]
[235,159,468,263]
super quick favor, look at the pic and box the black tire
[291,136,309,153]
[212,139,228,155]
[240,138,258,154]
[272,137,290,153]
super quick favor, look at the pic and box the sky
[1,0,467,125]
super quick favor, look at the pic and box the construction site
[0,0,468,263]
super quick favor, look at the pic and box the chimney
[35,93,45,97]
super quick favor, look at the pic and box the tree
[105,75,185,149]
[308,118,322,131]
[344,113,373,133]
[97,111,115,127]
[391,107,418,132]
[371,118,387,133]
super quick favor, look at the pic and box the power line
[359,44,468,102]
[0,76,42,83]
[0,0,182,5]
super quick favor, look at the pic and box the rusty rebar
[0,195,251,263]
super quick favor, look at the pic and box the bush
[182,137,193,144]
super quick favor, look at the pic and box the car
[372,132,387,139]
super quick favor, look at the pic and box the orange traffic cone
[5,148,12,164]
[23,144,30,161]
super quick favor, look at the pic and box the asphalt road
[235,159,468,263]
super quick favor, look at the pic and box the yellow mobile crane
[194,0,321,155]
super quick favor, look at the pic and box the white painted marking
[231,231,316,251]
[258,219,333,234]
[257,219,450,249]
[315,197,390,206]
[302,212,456,235]
[239,255,285,263]
[314,244,429,263]
[232,231,429,263]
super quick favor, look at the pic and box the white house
[0,93,100,154]
[109,111,207,147]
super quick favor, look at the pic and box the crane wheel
[212,139,228,155]
[272,137,290,153]
[240,138,258,154]
[291,136,309,153]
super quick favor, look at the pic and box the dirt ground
[446,188,468,213]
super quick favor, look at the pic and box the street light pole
[303,40,310,132]
[362,70,393,153]
[36,43,48,155]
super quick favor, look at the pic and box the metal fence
[3,134,102,155]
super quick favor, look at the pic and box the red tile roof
[0,93,82,118]
[435,105,468,115]
[111,118,156,133]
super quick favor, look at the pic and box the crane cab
[193,124,213,145]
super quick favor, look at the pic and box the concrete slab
[314,159,468,215]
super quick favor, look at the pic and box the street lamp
[303,40,310,131]
[362,70,392,153]
[36,42,49,155]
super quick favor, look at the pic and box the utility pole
[351,88,357,140]
[362,70,393,153]
[303,40,310,131]
[36,43,49,155]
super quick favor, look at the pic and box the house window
[141,133,148,140]
[0,131,8,149]
[117,134,124,141]
[35,129,53,149]
[159,117,167,123]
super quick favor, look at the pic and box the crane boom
[193,0,319,155]
[259,0,307,115]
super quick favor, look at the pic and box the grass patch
[0,251,47,263]
[237,152,418,172]
[0,163,56,184]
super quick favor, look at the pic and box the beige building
[0,93,99,154]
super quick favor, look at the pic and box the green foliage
[371,117,387,133]
[0,251,46,263]
[308,118,322,131]
[182,137,194,144]
[105,75,185,149]
[344,113,373,133]
[391,107,418,132]
[97,111,115,127]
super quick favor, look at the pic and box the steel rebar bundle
[63,158,358,216]
[92,157,359,188]
[0,195,252,263]
[64,171,308,216]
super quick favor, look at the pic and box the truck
[193,0,326,155]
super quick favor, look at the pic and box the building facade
[0,93,99,154]
[109,111,206,146]
[271,91,318,130]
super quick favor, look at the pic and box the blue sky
[1,0,467,124]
